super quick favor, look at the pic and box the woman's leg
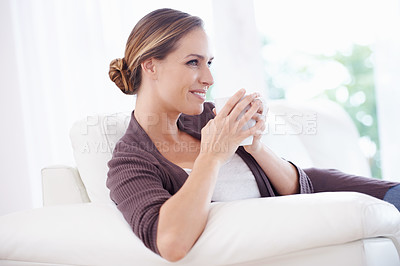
[383,184,400,211]
[303,168,399,210]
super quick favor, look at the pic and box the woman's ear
[141,58,157,80]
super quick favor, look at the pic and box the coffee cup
[214,95,266,146]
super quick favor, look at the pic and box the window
[254,0,388,178]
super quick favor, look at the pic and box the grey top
[183,153,262,201]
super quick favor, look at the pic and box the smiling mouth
[191,91,206,98]
[189,89,207,101]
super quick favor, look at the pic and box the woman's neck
[134,92,182,143]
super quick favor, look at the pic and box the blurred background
[1,0,399,215]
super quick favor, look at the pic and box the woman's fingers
[209,91,266,153]
[228,92,259,122]
[244,116,265,138]
[216,89,246,118]
[239,101,267,139]
[236,98,261,130]
[254,97,264,114]
[250,108,268,122]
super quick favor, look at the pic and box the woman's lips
[190,91,206,101]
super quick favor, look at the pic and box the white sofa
[1,99,399,266]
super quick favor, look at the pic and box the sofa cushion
[0,192,398,266]
[69,112,130,203]
[268,99,371,177]
[260,109,313,168]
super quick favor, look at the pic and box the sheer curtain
[211,0,266,98]
[374,0,400,181]
[1,0,214,215]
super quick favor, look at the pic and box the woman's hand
[202,89,264,165]
[243,97,268,155]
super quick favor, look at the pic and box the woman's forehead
[173,29,213,59]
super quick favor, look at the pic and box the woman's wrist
[196,152,223,170]
[244,141,265,156]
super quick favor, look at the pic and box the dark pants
[304,168,400,210]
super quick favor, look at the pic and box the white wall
[0,0,33,215]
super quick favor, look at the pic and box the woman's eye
[207,61,212,68]
[187,60,199,66]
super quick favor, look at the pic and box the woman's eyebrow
[185,54,214,61]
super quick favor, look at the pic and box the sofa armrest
[1,192,398,266]
[41,165,90,206]
[188,192,400,265]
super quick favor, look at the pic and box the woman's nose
[200,66,214,86]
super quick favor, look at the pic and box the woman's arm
[247,144,300,195]
[157,154,220,261]
[157,90,264,262]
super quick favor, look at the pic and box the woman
[107,8,399,262]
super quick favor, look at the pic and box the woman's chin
[182,104,204,116]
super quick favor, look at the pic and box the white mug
[214,95,266,146]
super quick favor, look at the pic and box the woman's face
[153,28,214,116]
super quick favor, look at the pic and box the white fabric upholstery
[363,238,400,266]
[42,165,90,206]
[260,108,314,168]
[0,193,399,266]
[267,99,371,176]
[69,112,130,204]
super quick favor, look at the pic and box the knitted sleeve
[287,160,314,194]
[106,141,171,255]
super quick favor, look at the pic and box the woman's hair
[109,8,204,95]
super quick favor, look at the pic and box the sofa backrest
[69,99,370,203]
[69,112,131,204]
[266,99,371,174]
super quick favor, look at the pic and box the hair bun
[109,58,134,94]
